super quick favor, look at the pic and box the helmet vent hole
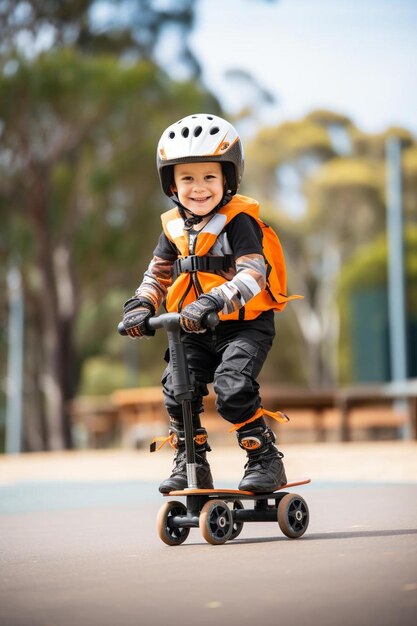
[182,127,189,138]
[169,131,175,139]
[194,126,202,137]
[209,127,220,135]
[207,116,213,120]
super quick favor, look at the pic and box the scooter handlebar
[117,311,219,335]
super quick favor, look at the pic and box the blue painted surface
[0,481,159,515]
[2,479,413,515]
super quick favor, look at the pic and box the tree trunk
[29,165,73,449]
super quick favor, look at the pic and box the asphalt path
[1,478,417,626]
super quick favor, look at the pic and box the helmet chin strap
[169,190,233,231]
[183,213,204,230]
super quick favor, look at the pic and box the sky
[187,0,417,137]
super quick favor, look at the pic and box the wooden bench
[69,397,119,448]
[111,387,166,447]
[336,380,417,441]
[110,385,336,444]
[70,380,417,448]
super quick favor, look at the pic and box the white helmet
[156,113,244,197]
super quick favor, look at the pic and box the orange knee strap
[150,433,176,453]
[228,406,290,432]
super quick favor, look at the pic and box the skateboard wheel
[156,500,190,546]
[230,499,244,540]
[199,500,233,545]
[277,493,309,538]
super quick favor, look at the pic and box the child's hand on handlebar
[122,297,155,338]
[180,293,223,333]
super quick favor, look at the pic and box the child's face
[173,162,225,216]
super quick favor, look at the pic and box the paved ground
[1,442,417,626]
[2,440,417,486]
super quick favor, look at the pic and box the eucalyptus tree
[0,50,219,449]
[0,0,201,77]
[244,112,414,386]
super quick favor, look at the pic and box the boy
[122,113,296,493]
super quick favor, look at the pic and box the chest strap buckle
[172,255,234,281]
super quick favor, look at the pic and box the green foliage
[0,0,201,77]
[0,48,221,449]
[79,356,130,396]
[339,227,417,296]
[0,48,219,295]
[306,157,385,246]
[310,157,382,191]
[247,119,334,169]
[245,108,417,386]
[339,235,388,291]
[352,126,414,160]
[305,109,353,128]
[404,145,417,175]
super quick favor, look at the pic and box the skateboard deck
[167,478,311,498]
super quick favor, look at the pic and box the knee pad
[237,426,276,453]
[168,423,211,452]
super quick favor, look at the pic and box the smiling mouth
[191,196,211,202]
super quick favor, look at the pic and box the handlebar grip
[204,311,219,329]
[117,322,128,336]
[118,314,180,335]
[117,311,219,335]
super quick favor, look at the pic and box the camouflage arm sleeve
[135,255,174,311]
[211,253,266,314]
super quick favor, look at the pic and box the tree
[244,111,417,387]
[0,0,201,77]
[0,50,219,450]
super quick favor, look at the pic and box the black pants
[161,311,275,426]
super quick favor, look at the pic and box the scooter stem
[164,321,198,488]
[119,312,218,489]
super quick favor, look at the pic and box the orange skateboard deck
[167,478,311,498]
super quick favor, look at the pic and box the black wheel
[156,500,190,546]
[199,499,233,545]
[230,499,244,540]
[277,493,309,538]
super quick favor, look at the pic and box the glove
[122,297,155,338]
[180,293,223,333]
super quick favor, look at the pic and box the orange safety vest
[161,194,302,321]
